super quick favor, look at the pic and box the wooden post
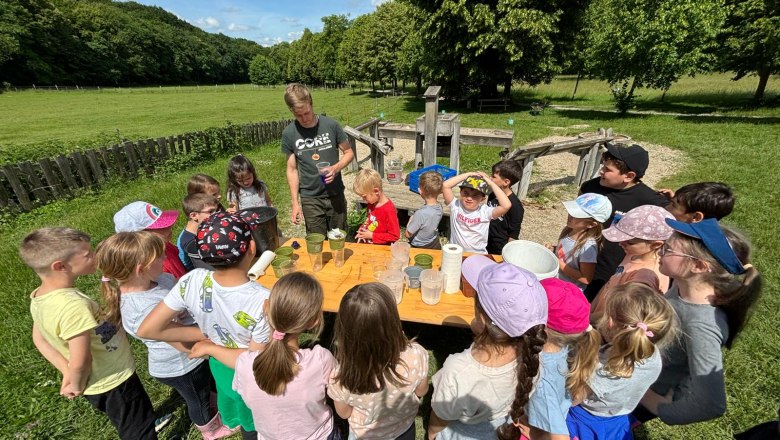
[415,132,423,169]
[70,151,93,186]
[2,165,33,211]
[450,116,461,172]
[517,154,537,200]
[39,157,65,197]
[123,142,139,176]
[423,86,441,167]
[19,161,50,203]
[0,173,11,209]
[85,150,104,183]
[54,155,79,191]
[587,143,602,179]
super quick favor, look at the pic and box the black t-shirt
[486,192,524,255]
[281,116,347,198]
[580,177,669,292]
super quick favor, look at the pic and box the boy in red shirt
[353,169,400,244]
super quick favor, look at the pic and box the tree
[248,54,282,85]
[717,0,780,101]
[316,14,350,84]
[287,29,322,84]
[268,41,292,83]
[583,0,726,111]
[402,0,566,98]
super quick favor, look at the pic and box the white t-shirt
[556,236,598,290]
[448,200,495,254]
[228,184,268,210]
[163,268,271,348]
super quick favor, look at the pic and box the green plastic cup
[414,254,433,269]
[328,229,347,250]
[271,256,291,277]
[275,246,294,258]
[305,233,325,254]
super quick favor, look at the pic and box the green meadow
[0,74,778,439]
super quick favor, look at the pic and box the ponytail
[252,333,300,395]
[496,324,546,440]
[566,326,603,403]
[100,279,123,329]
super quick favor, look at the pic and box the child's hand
[60,376,82,399]
[226,206,237,214]
[658,188,675,199]
[355,228,373,241]
[189,339,217,359]
[476,171,492,181]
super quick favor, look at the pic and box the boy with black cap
[579,143,668,300]
[138,211,271,439]
[442,171,511,254]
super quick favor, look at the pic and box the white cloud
[371,0,389,6]
[228,23,249,31]
[259,36,284,47]
[287,31,303,40]
[196,17,220,29]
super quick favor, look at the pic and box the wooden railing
[0,120,291,213]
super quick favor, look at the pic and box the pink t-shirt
[233,345,336,440]
[328,342,429,439]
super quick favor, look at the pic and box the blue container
[407,165,457,194]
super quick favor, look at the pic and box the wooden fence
[0,120,290,214]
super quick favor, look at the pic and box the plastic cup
[378,269,404,304]
[278,259,295,276]
[373,263,387,279]
[388,258,405,271]
[420,269,443,305]
[328,229,347,268]
[271,256,291,278]
[306,233,325,253]
[404,266,424,289]
[414,254,434,269]
[275,246,294,258]
[316,162,330,186]
[391,242,411,264]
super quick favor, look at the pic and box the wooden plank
[423,100,438,167]
[54,155,79,191]
[70,151,93,186]
[85,149,104,183]
[517,154,537,200]
[184,134,192,153]
[122,142,138,176]
[18,161,50,203]
[0,173,11,209]
[1,165,33,211]
[574,149,589,186]
[98,147,113,178]
[156,137,168,160]
[450,118,461,173]
[111,145,129,178]
[167,136,177,157]
[39,157,66,197]
[177,134,184,154]
[346,137,358,173]
[343,126,392,155]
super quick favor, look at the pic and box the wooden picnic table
[255,239,501,328]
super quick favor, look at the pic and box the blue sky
[130,0,387,46]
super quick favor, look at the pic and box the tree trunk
[416,76,422,94]
[572,71,581,100]
[754,67,770,101]
[627,76,639,102]
[503,76,512,98]
[661,88,668,102]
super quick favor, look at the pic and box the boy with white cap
[113,201,187,279]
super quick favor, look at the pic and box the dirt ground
[286,127,687,245]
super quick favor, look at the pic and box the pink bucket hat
[540,278,590,334]
[462,255,548,337]
[113,201,179,233]
[602,205,674,242]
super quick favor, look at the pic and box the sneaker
[154,413,174,433]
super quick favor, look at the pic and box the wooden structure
[255,238,495,327]
[0,120,290,214]
[477,97,510,112]
[343,118,393,177]
[505,128,631,200]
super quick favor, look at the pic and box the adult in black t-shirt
[486,160,525,255]
[580,143,669,300]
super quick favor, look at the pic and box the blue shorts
[566,405,633,440]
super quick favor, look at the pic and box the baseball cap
[563,193,613,223]
[459,175,491,195]
[605,143,649,179]
[602,205,674,242]
[666,218,746,275]
[114,201,179,233]
[462,255,547,337]
[540,278,590,334]
[196,211,259,266]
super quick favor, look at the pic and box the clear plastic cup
[391,242,411,264]
[328,229,347,268]
[378,269,404,304]
[306,233,325,272]
[316,162,330,186]
[420,269,443,305]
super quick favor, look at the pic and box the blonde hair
[253,272,324,395]
[187,173,220,195]
[671,227,761,348]
[567,283,677,403]
[472,295,547,440]
[558,220,604,257]
[353,168,383,195]
[19,227,91,273]
[95,232,165,328]
[419,171,443,198]
[284,83,313,110]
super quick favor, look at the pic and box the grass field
[0,74,778,439]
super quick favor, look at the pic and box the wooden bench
[355,180,456,217]
[478,97,510,112]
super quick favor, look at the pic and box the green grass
[1,76,779,439]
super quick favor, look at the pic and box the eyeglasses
[198,208,218,215]
[659,244,698,259]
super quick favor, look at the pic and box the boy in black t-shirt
[579,143,668,300]
[486,160,525,255]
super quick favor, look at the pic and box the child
[226,154,273,212]
[442,172,511,254]
[555,193,612,291]
[590,205,674,323]
[328,282,429,439]
[661,181,735,222]
[188,173,226,211]
[20,227,158,439]
[96,231,233,439]
[429,256,547,440]
[138,211,272,438]
[114,201,187,279]
[486,160,525,255]
[353,168,400,244]
[190,272,340,440]
[636,218,762,425]
[406,170,444,249]
[566,283,677,440]
[523,278,597,440]
[579,143,669,300]
[177,193,220,270]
